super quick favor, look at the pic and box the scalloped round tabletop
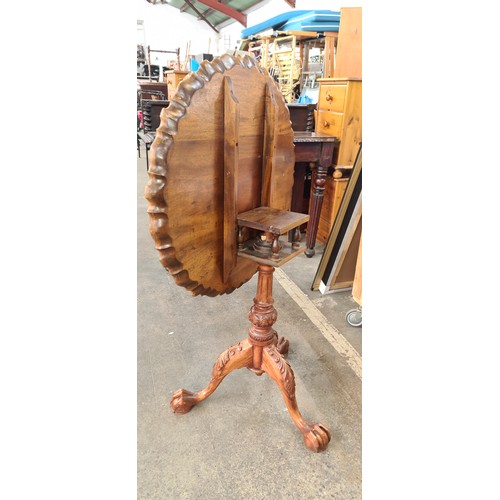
[145,54,295,296]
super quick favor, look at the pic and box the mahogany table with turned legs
[292,132,339,258]
[170,207,331,452]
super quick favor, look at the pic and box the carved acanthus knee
[212,341,245,377]
[263,345,296,400]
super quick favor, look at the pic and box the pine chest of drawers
[314,78,362,244]
[165,70,190,99]
[316,77,362,167]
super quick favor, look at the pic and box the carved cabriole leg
[170,339,253,413]
[262,345,331,452]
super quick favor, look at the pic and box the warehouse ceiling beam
[182,0,220,32]
[197,0,228,20]
[195,0,247,27]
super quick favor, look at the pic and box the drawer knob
[326,93,333,101]
[323,121,330,128]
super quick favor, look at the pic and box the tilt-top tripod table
[145,54,331,452]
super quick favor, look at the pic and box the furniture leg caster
[345,307,362,327]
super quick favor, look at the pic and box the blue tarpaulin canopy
[241,10,340,38]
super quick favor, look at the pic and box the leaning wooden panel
[145,54,295,296]
[352,233,362,305]
[312,144,362,291]
[328,212,362,290]
[334,7,362,79]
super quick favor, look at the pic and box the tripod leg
[262,345,331,452]
[275,332,289,355]
[170,339,253,414]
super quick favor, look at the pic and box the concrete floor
[137,148,362,499]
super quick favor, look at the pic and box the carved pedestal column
[247,265,279,373]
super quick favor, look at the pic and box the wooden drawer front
[166,79,175,94]
[316,110,343,137]
[318,84,346,112]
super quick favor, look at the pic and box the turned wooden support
[247,264,278,372]
[271,234,281,260]
[292,227,301,249]
[305,141,336,257]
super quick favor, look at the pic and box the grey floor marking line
[274,267,362,380]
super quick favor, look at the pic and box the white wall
[136,0,217,70]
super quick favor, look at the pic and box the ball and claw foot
[170,388,197,414]
[276,336,289,355]
[303,424,332,452]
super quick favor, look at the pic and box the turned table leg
[306,142,336,257]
